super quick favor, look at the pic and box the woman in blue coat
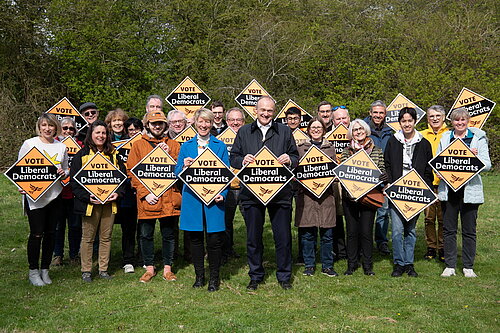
[175,108,229,292]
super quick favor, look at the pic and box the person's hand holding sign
[90,195,101,204]
[243,154,255,165]
[471,148,478,155]
[57,167,68,179]
[277,153,291,166]
[214,194,224,203]
[157,142,170,153]
[107,193,119,202]
[145,193,159,205]
[184,157,195,168]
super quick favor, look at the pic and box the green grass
[0,174,498,332]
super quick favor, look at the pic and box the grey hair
[347,119,371,140]
[449,107,470,121]
[60,116,78,135]
[167,109,187,122]
[427,105,446,117]
[146,95,164,107]
[370,100,386,111]
[225,107,245,120]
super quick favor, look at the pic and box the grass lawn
[0,174,498,332]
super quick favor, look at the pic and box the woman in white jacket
[437,108,491,278]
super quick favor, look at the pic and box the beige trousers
[80,204,115,272]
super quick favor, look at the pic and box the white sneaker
[123,264,135,274]
[463,268,477,278]
[40,269,52,284]
[441,267,456,277]
[29,269,45,286]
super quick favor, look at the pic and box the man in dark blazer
[230,96,299,290]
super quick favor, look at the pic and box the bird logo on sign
[312,181,325,191]
[259,186,273,197]
[402,203,417,214]
[97,187,109,196]
[450,174,464,184]
[29,184,42,194]
[152,181,165,191]
[201,187,215,197]
[352,184,363,193]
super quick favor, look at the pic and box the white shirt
[257,121,272,141]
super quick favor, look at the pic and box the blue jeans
[390,203,417,266]
[54,198,82,259]
[375,198,390,246]
[300,227,334,270]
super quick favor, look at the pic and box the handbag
[359,188,384,209]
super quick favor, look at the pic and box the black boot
[344,263,358,276]
[207,277,220,292]
[363,264,375,276]
[193,274,205,288]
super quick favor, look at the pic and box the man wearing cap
[127,110,182,283]
[76,102,99,142]
[231,96,299,290]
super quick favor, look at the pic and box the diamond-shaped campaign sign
[292,128,309,146]
[166,76,210,119]
[60,136,81,186]
[174,126,197,144]
[235,79,274,119]
[448,87,495,129]
[114,133,142,164]
[429,138,485,192]
[325,124,349,162]
[178,148,234,205]
[130,146,177,197]
[217,127,237,153]
[45,97,88,133]
[236,146,294,205]
[294,145,337,198]
[333,149,382,200]
[274,99,313,131]
[384,169,437,221]
[5,147,61,202]
[73,152,127,204]
[385,93,425,132]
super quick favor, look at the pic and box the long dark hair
[84,120,115,156]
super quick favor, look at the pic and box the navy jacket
[230,121,299,205]
[364,116,393,152]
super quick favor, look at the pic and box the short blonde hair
[193,108,214,124]
[347,119,371,140]
[449,107,470,122]
[36,113,61,137]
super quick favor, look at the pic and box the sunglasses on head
[332,105,347,111]
[62,126,75,131]
[83,110,97,117]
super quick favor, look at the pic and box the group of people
[19,94,491,291]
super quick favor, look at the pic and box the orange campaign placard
[325,124,349,163]
[274,100,313,131]
[429,138,485,191]
[294,145,337,198]
[236,146,294,205]
[217,127,237,153]
[60,136,81,186]
[4,147,61,202]
[130,146,178,197]
[114,132,142,164]
[178,148,234,205]
[448,87,496,129]
[333,149,382,200]
[165,76,210,119]
[385,94,425,132]
[45,97,88,133]
[234,79,274,119]
[174,126,197,144]
[384,169,437,221]
[292,128,310,146]
[72,152,127,204]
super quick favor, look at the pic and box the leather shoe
[279,280,292,290]
[192,275,205,288]
[207,278,220,292]
[246,279,262,291]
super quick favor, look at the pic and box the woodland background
[1,0,498,168]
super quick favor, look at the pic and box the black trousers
[190,231,223,279]
[442,189,479,269]
[223,188,242,256]
[26,197,62,269]
[243,203,292,282]
[116,206,137,266]
[333,215,347,259]
[343,199,375,268]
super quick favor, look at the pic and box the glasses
[83,110,97,117]
[332,105,347,111]
[227,118,244,122]
[428,115,443,119]
[352,127,365,132]
[170,120,186,125]
[62,126,75,131]
[286,117,300,121]
[310,126,323,130]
